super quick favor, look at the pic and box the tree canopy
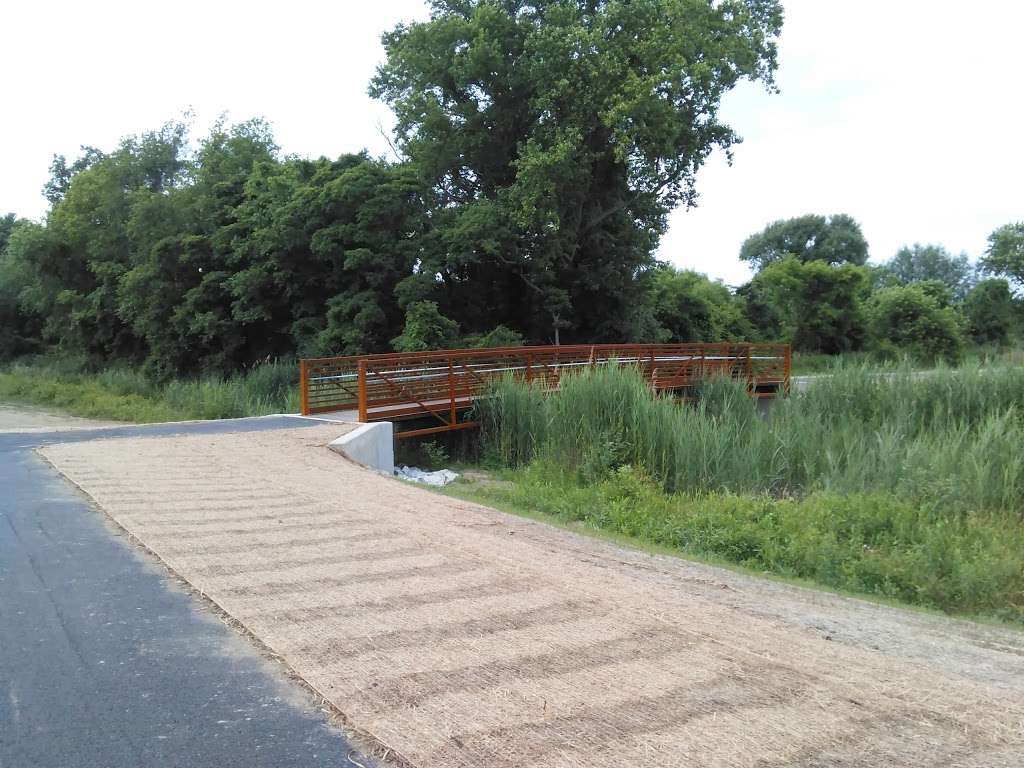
[372,0,784,342]
[980,223,1024,290]
[739,214,869,271]
[879,243,974,300]
[1,3,1017,372]
[750,257,867,353]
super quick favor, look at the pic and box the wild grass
[470,362,1024,622]
[448,465,1024,623]
[0,356,299,422]
[476,362,1024,514]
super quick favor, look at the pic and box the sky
[2,0,1022,286]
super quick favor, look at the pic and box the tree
[963,278,1015,345]
[372,0,783,343]
[227,154,426,362]
[0,219,44,359]
[648,265,749,342]
[980,223,1024,289]
[739,214,868,271]
[25,121,193,360]
[391,300,460,352]
[751,257,867,353]
[0,213,17,252]
[42,147,105,206]
[865,285,963,363]
[879,243,974,300]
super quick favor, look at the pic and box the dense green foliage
[964,279,1014,345]
[647,266,750,342]
[1,0,788,371]
[0,2,1020,376]
[372,0,782,343]
[878,243,975,300]
[750,257,866,353]
[865,284,963,363]
[981,222,1024,288]
[0,357,298,422]
[738,214,869,270]
[470,364,1024,621]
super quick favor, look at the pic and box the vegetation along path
[41,423,1024,767]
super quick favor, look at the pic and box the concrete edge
[328,422,394,475]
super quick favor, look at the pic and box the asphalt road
[0,415,378,768]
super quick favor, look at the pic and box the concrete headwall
[329,422,394,475]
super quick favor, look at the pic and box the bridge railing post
[784,345,792,395]
[448,356,456,426]
[357,359,368,423]
[299,359,310,416]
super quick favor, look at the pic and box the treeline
[0,1,1021,378]
[653,215,1024,363]
[1,0,788,377]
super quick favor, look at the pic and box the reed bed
[471,363,1024,621]
[477,362,1024,515]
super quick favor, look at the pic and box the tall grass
[476,362,1024,516]
[470,362,1024,621]
[0,357,300,422]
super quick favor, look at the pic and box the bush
[391,301,460,352]
[964,278,1015,345]
[865,284,963,363]
[751,257,868,354]
[462,324,525,349]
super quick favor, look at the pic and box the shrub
[964,278,1015,345]
[864,284,963,363]
[391,301,460,352]
[751,257,868,354]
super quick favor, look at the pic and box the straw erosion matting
[42,425,1024,767]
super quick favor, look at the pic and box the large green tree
[751,257,868,353]
[963,278,1015,345]
[739,214,869,271]
[980,222,1024,290]
[865,284,963,363]
[24,121,191,360]
[372,0,783,343]
[879,243,974,300]
[648,265,749,342]
[116,119,283,376]
[227,154,426,361]
[0,216,43,359]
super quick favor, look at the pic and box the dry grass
[42,425,1024,767]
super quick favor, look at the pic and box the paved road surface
[0,413,379,768]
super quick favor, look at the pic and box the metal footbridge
[299,343,791,438]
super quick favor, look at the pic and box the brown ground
[41,425,1024,767]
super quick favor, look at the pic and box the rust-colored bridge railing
[300,343,791,438]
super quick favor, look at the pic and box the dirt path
[0,402,125,431]
[42,425,1024,767]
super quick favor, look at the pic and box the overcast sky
[3,1,1022,286]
